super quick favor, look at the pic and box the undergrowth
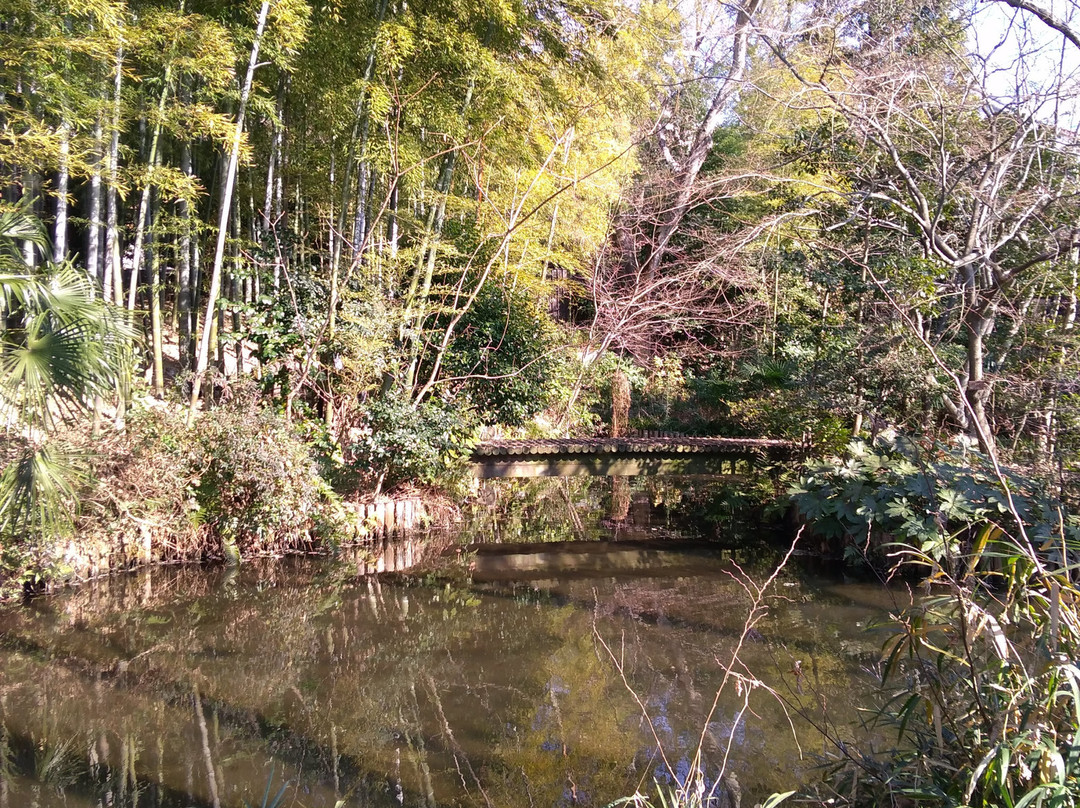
[603,437,1080,808]
[790,436,1080,807]
[1,395,355,596]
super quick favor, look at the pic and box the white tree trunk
[126,62,172,311]
[644,0,763,277]
[189,0,272,419]
[87,117,104,289]
[53,121,70,262]
[105,42,124,306]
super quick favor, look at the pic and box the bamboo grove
[0,0,666,426]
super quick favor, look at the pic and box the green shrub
[440,281,563,427]
[722,390,849,449]
[0,397,351,594]
[790,436,1079,568]
[560,351,644,436]
[805,507,1080,808]
[786,438,1080,808]
[345,396,477,493]
[192,396,349,556]
[687,359,850,449]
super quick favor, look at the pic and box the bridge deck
[471,437,798,477]
[474,437,795,456]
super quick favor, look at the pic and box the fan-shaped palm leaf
[0,443,84,538]
[0,272,136,431]
[0,201,47,257]
[0,201,135,553]
[740,358,799,390]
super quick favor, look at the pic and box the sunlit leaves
[376,21,415,70]
[0,267,133,430]
[0,203,134,551]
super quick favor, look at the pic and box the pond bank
[36,490,461,597]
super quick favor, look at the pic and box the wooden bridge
[471,436,799,478]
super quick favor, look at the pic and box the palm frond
[0,264,137,430]
[0,443,84,539]
[0,202,136,551]
[0,200,49,260]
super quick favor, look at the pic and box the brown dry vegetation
[3,394,359,594]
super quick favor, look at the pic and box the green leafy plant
[809,525,1080,807]
[440,280,563,427]
[789,437,1078,569]
[191,390,350,556]
[788,437,1080,807]
[0,201,135,593]
[345,396,477,494]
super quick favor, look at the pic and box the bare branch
[995,0,1080,52]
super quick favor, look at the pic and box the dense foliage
[189,394,348,555]
[794,445,1080,807]
[792,437,1080,569]
[344,396,477,494]
[2,0,1077,471]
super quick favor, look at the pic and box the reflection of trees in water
[463,476,740,546]
[0,560,884,807]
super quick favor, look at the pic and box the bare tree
[589,206,765,363]
[641,0,766,278]
[754,4,1080,450]
[995,0,1080,52]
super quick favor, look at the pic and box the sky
[970,0,1080,118]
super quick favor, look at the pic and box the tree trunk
[216,276,225,371]
[22,172,38,268]
[105,42,124,306]
[399,83,474,392]
[333,0,387,277]
[191,199,202,354]
[262,78,284,300]
[54,120,70,262]
[178,138,194,370]
[189,0,271,420]
[386,178,399,259]
[127,62,172,311]
[273,84,286,294]
[643,0,763,277]
[1064,263,1078,331]
[87,116,104,289]
[327,150,337,303]
[964,304,996,452]
[150,209,165,397]
[231,209,243,375]
[352,163,369,255]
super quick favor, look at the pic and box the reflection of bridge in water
[471,437,799,478]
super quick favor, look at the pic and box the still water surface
[0,477,904,808]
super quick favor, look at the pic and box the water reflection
[464,476,735,546]
[0,479,905,808]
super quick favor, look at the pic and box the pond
[0,476,906,808]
